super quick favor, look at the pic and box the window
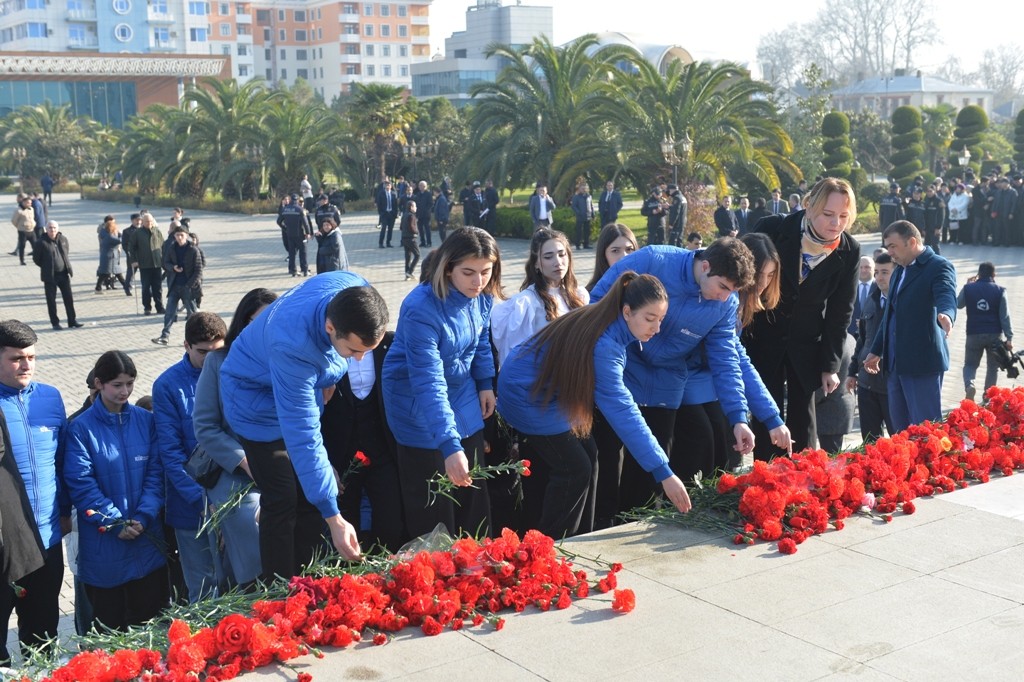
[277,9,284,20]
[398,45,407,57]
[219,23,230,36]
[346,64,357,75]
[278,28,284,40]
[112,0,131,15]
[363,3,372,16]
[222,45,230,54]
[297,68,308,79]
[380,24,389,37]
[279,48,285,58]
[153,26,169,43]
[400,65,407,77]
[280,68,287,79]
[239,64,249,76]
[343,24,358,35]
[188,1,208,16]
[219,3,228,15]
[256,9,270,23]
[320,67,324,78]
[381,44,390,57]
[296,48,307,59]
[266,68,272,79]
[189,27,208,41]
[364,24,373,36]
[152,0,168,12]
[262,27,270,40]
[316,9,320,19]
[342,3,356,13]
[397,5,406,17]
[364,44,373,56]
[237,44,247,55]
[380,4,389,16]
[295,29,306,41]
[114,23,133,41]
[317,28,321,39]
[366,64,374,76]
[382,65,391,77]
[398,25,406,37]
[294,10,305,22]
[69,24,86,41]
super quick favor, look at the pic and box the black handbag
[185,443,222,489]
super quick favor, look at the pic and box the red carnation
[421,616,443,637]
[611,589,636,614]
[521,468,531,477]
[85,509,97,517]
[902,501,916,514]
[373,633,388,646]
[298,673,313,682]
[520,459,531,469]
[354,451,371,467]
[495,618,505,631]
[777,538,798,554]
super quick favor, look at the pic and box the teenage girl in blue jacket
[64,351,167,631]
[498,272,692,538]
[382,227,504,538]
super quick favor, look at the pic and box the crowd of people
[3,172,1018,664]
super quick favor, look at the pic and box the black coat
[32,232,73,283]
[0,410,46,584]
[743,210,861,395]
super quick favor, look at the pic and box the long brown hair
[738,232,781,328]
[586,223,637,291]
[522,229,586,321]
[426,227,505,300]
[529,272,667,437]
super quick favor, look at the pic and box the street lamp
[403,139,438,183]
[660,131,692,186]
[958,147,971,174]
[11,147,26,190]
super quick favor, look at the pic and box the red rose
[777,538,797,555]
[611,589,636,614]
[215,614,254,654]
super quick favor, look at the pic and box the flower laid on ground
[426,459,531,506]
[26,528,630,682]
[635,387,1024,555]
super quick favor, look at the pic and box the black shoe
[379,244,385,249]
[52,323,63,331]
[155,308,166,315]
[69,321,83,328]
[387,243,394,247]
[144,309,153,316]
[151,336,168,345]
[7,250,16,256]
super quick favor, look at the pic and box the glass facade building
[0,80,137,128]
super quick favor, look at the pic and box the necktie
[859,282,868,309]
[880,294,887,309]
[386,194,391,212]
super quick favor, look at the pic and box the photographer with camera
[957,262,1014,400]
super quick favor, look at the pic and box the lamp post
[403,139,438,183]
[11,147,26,191]
[660,131,692,186]
[958,147,971,177]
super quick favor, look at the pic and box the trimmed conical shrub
[890,106,924,185]
[949,105,987,174]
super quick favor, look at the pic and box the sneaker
[405,273,412,281]
[151,336,168,345]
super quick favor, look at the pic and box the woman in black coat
[742,178,860,459]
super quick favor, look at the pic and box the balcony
[68,37,100,49]
[339,13,359,23]
[410,15,428,25]
[148,11,175,23]
[66,9,97,21]
[411,35,428,45]
[339,54,359,64]
[150,40,177,51]
[236,12,251,23]
[340,34,360,43]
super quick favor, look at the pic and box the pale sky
[428,0,1019,77]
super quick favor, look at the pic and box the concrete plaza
[3,195,1024,680]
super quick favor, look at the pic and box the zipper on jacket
[17,393,41,518]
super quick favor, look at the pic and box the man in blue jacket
[865,221,957,432]
[0,320,70,665]
[590,239,757,511]
[220,272,388,580]
[153,312,226,602]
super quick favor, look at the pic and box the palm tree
[465,34,637,200]
[346,83,417,184]
[576,59,798,198]
[262,97,345,196]
[1,102,105,189]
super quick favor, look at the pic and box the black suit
[734,208,752,235]
[714,206,738,236]
[320,332,406,552]
[31,233,78,327]
[375,188,399,246]
[742,210,860,458]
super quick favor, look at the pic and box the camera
[990,341,1024,380]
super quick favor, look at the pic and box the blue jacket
[382,283,495,457]
[0,381,70,549]
[870,246,957,376]
[153,353,204,530]
[590,246,748,423]
[681,339,784,430]
[498,316,673,482]
[64,400,165,589]
[220,271,369,518]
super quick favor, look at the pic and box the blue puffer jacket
[498,316,673,482]
[64,399,165,589]
[680,339,784,430]
[382,283,495,457]
[590,246,748,423]
[153,353,204,530]
[220,271,369,518]
[0,381,71,549]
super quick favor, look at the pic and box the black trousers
[752,355,816,460]
[16,231,33,263]
[858,387,893,443]
[43,271,77,326]
[671,403,721,481]
[0,543,64,664]
[138,267,164,314]
[593,406,676,521]
[396,431,491,539]
[378,214,396,246]
[240,437,329,581]
[85,565,168,633]
[402,237,420,276]
[575,217,592,248]
[334,434,406,554]
[592,410,622,530]
[519,431,596,539]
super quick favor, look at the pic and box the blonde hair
[802,177,858,227]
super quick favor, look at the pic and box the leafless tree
[977,45,1024,106]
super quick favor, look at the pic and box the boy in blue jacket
[153,312,227,602]
[220,272,388,580]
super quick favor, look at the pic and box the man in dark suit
[865,220,956,433]
[734,197,752,235]
[483,180,499,234]
[849,256,874,337]
[413,181,433,247]
[767,188,788,216]
[714,196,738,237]
[375,180,398,248]
[847,253,894,441]
[32,221,82,330]
[598,180,623,226]
[320,331,405,552]
[467,182,487,228]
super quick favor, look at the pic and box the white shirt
[346,350,375,400]
[538,196,550,220]
[490,284,589,364]
[300,178,313,199]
